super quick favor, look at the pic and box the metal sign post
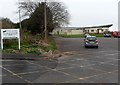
[1,29,20,50]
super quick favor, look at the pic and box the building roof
[77,24,113,30]
[56,27,81,30]
[55,24,113,30]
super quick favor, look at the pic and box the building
[53,24,113,35]
[53,27,84,35]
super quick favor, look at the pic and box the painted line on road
[15,71,40,75]
[2,64,29,66]
[0,59,28,62]
[25,60,80,79]
[0,65,31,83]
[61,59,118,73]
[62,70,118,83]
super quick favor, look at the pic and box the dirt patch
[42,51,77,59]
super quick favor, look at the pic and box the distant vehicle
[112,31,120,38]
[84,34,91,38]
[104,33,112,37]
[84,36,98,48]
[48,32,53,36]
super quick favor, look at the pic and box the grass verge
[57,34,104,38]
[58,34,84,38]
[2,29,57,55]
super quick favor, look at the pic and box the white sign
[1,29,20,50]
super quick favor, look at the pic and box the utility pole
[44,0,47,42]
[19,0,22,29]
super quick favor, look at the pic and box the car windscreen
[87,37,97,40]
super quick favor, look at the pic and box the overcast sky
[0,0,119,31]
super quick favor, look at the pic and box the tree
[19,0,70,34]
[26,2,54,34]
[0,18,15,29]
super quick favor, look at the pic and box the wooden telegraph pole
[19,0,22,29]
[44,0,47,42]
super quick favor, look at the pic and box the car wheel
[96,46,98,48]
[85,46,87,48]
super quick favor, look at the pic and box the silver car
[84,36,98,48]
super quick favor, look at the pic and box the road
[55,37,119,83]
[1,37,119,83]
[55,37,118,52]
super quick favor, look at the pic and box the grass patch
[2,42,41,55]
[2,30,57,55]
[2,39,57,55]
[57,34,104,38]
[58,34,84,38]
[90,34,104,37]
[41,37,57,52]
[40,43,57,52]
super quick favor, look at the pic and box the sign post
[1,29,20,50]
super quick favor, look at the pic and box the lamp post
[19,0,22,29]
[44,0,47,42]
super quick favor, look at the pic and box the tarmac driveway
[1,37,119,84]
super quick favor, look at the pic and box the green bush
[2,29,57,55]
[20,44,41,55]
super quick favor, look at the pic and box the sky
[0,0,119,31]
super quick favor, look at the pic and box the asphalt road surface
[55,37,118,52]
[1,37,119,84]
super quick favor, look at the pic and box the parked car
[84,34,91,38]
[104,34,112,37]
[84,36,98,48]
[112,31,120,38]
[48,32,53,36]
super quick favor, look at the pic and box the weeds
[2,30,57,55]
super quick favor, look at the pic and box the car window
[87,37,97,40]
